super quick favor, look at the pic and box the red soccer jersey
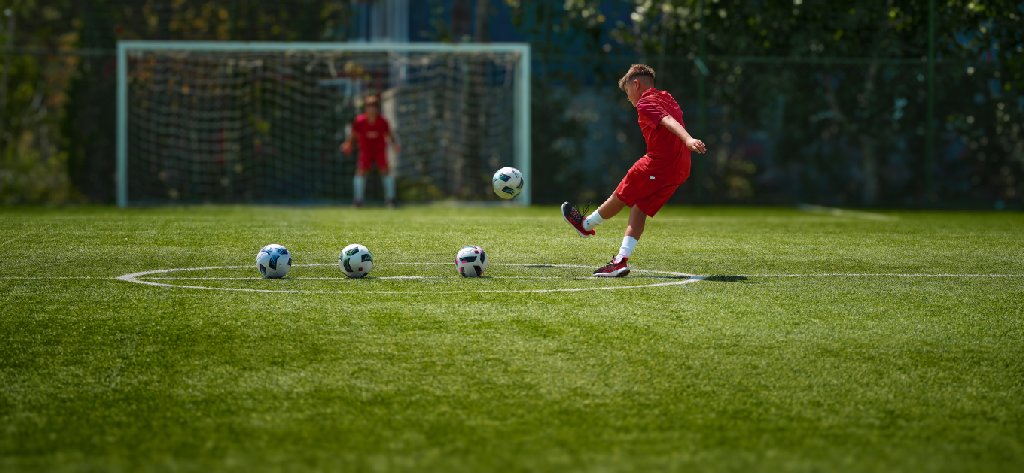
[635,88,688,166]
[351,114,391,156]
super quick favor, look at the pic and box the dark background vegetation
[1,0,1021,208]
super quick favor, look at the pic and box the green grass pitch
[1,205,1022,472]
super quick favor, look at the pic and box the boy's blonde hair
[618,64,656,90]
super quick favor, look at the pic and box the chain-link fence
[2,1,1021,208]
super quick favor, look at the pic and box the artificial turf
[1,205,1022,472]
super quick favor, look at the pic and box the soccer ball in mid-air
[256,244,292,279]
[492,166,524,199]
[339,243,373,278]
[455,245,488,277]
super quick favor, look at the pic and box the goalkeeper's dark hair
[618,64,656,90]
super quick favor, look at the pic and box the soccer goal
[116,41,531,207]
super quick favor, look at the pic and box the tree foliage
[2,0,353,203]
[1,1,81,203]
[556,0,1022,206]
[1,0,1020,206]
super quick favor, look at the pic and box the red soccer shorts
[614,154,691,217]
[357,151,389,172]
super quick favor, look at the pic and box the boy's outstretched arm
[660,116,707,154]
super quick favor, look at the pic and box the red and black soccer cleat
[561,202,595,237]
[593,255,630,277]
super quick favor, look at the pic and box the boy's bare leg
[578,193,627,232]
[562,193,631,237]
[593,204,646,277]
[624,205,646,239]
[595,194,627,220]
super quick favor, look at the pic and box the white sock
[382,175,396,201]
[618,236,638,259]
[583,210,605,231]
[353,175,366,202]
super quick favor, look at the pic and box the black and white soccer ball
[339,243,373,278]
[455,245,488,277]
[492,166,524,199]
[256,244,292,279]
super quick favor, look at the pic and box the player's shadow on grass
[605,274,750,282]
[702,275,750,283]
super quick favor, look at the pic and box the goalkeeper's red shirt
[351,114,391,157]
[635,87,689,170]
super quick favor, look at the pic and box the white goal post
[116,41,531,206]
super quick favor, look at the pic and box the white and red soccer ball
[455,245,487,277]
[339,243,373,278]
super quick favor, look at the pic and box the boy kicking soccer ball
[562,64,707,277]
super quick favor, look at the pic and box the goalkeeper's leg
[353,168,367,207]
[376,153,396,208]
[383,173,396,208]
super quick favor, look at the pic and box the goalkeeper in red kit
[341,96,400,208]
[561,64,707,277]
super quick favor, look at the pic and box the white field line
[797,204,899,221]
[741,273,1024,278]
[0,276,105,280]
[0,230,37,248]
[142,275,572,280]
[112,261,1024,296]
[114,263,705,294]
[7,264,1023,284]
[140,276,438,280]
[7,263,1023,284]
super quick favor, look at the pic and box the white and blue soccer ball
[339,243,373,278]
[492,166,524,199]
[455,245,488,277]
[256,244,292,279]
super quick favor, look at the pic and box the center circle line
[116,262,704,294]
